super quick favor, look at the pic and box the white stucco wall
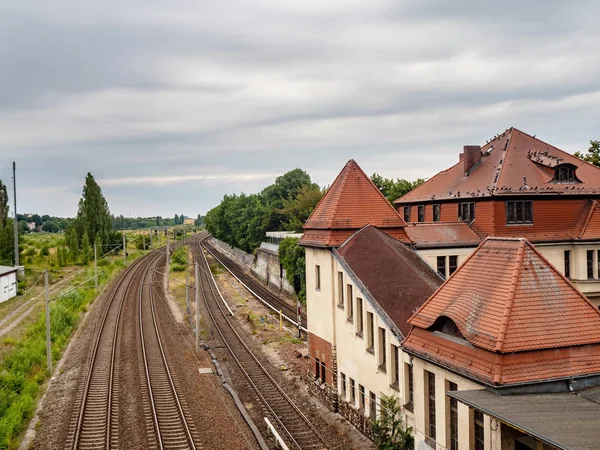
[416,247,475,278]
[305,247,336,344]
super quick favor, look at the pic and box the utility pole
[150,229,153,248]
[195,261,200,352]
[185,246,190,316]
[12,162,18,267]
[45,270,52,374]
[166,232,170,289]
[123,234,126,265]
[94,244,98,292]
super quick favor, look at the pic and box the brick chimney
[463,145,481,176]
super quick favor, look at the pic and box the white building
[0,266,18,303]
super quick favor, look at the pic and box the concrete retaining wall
[210,238,295,297]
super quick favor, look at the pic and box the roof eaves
[577,200,599,239]
[332,247,404,341]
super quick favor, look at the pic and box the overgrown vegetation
[0,261,125,449]
[575,140,600,167]
[278,238,306,303]
[371,394,414,450]
[205,168,323,253]
[0,180,15,266]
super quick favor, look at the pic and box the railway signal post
[45,270,52,374]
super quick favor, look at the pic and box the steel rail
[203,240,307,332]
[196,239,329,450]
[71,253,153,450]
[139,251,197,450]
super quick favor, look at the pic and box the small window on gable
[554,164,579,183]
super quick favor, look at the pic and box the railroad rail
[203,239,307,331]
[195,238,329,450]
[66,247,199,450]
[140,252,199,449]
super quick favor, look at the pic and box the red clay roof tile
[577,200,600,240]
[336,225,442,336]
[300,159,408,247]
[404,222,482,248]
[396,128,600,204]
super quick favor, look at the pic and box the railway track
[203,239,307,331]
[66,248,199,450]
[195,238,329,450]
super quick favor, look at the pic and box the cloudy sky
[1,0,599,218]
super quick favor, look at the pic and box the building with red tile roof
[300,159,409,248]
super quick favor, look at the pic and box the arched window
[430,316,465,339]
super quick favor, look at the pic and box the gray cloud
[0,0,599,218]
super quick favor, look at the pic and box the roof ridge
[521,238,600,320]
[302,159,353,229]
[494,239,526,353]
[354,163,407,225]
[493,128,515,193]
[577,200,600,239]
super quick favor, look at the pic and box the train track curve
[195,238,329,450]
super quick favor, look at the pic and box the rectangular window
[418,205,425,222]
[315,265,321,290]
[391,345,399,389]
[378,327,387,372]
[367,312,374,353]
[426,371,436,440]
[315,358,320,379]
[433,204,441,222]
[405,363,414,411]
[437,256,446,278]
[320,361,326,384]
[474,410,484,450]
[356,297,364,336]
[458,202,475,222]
[588,250,594,279]
[564,250,571,278]
[350,378,356,404]
[359,384,365,410]
[347,284,354,320]
[337,271,344,307]
[449,255,458,276]
[448,382,458,450]
[506,200,533,224]
[598,250,600,279]
[370,391,377,418]
[403,206,411,223]
[341,372,346,397]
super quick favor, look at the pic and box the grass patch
[280,335,303,345]
[209,264,222,276]
[0,256,130,449]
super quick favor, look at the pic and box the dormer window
[554,164,579,183]
[430,316,472,347]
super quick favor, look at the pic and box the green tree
[278,238,306,303]
[80,232,92,265]
[574,140,600,167]
[279,184,324,232]
[371,394,414,450]
[0,180,14,265]
[371,174,425,204]
[75,173,111,248]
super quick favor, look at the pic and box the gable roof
[404,222,482,248]
[404,237,600,385]
[396,128,600,204]
[301,159,408,247]
[335,225,441,337]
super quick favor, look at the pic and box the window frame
[366,312,375,353]
[447,381,458,450]
[555,165,576,183]
[356,297,364,337]
[449,255,458,276]
[390,345,399,390]
[359,384,365,411]
[346,284,354,321]
[564,250,571,278]
[506,200,533,224]
[437,256,447,279]
[340,372,347,398]
[474,410,484,450]
[587,250,595,280]
[378,327,387,372]
[426,371,436,440]
[405,363,414,412]
[315,265,321,291]
[403,206,411,223]
[369,391,377,419]
[433,203,441,222]
[350,378,356,404]
[458,202,475,222]
[418,205,425,222]
[320,360,326,384]
[337,271,344,307]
